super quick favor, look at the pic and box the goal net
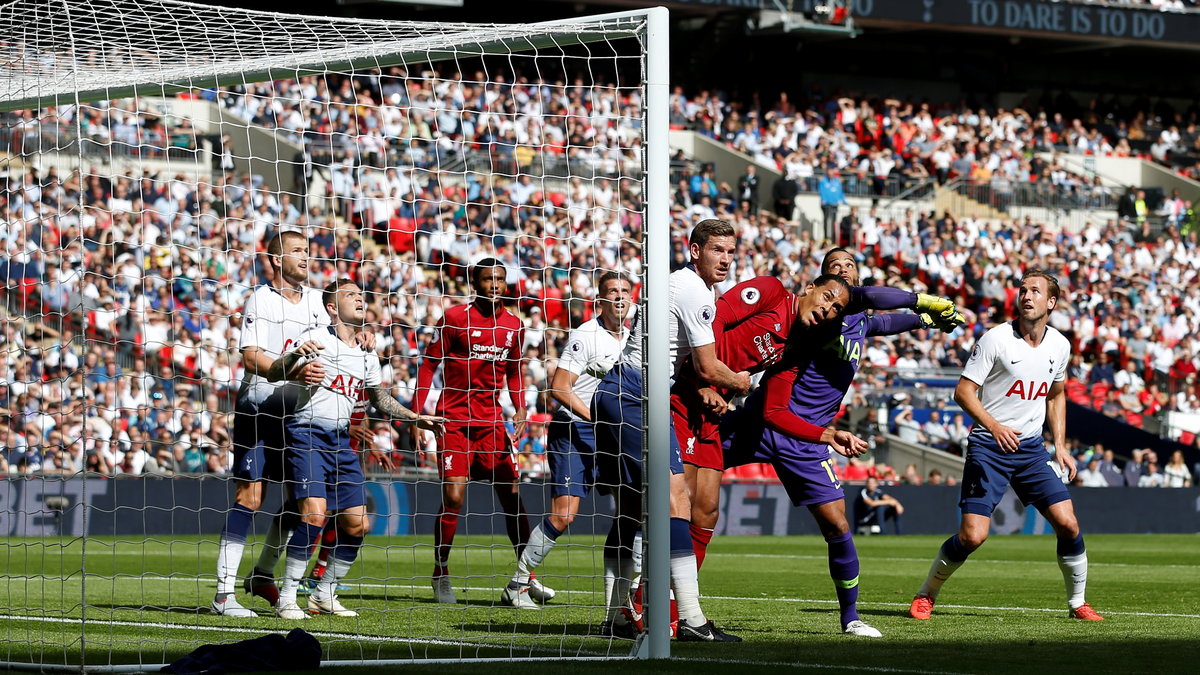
[0,0,673,668]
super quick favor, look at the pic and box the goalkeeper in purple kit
[722,248,965,637]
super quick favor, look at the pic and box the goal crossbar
[0,0,647,111]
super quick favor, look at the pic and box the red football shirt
[713,276,797,376]
[413,301,525,425]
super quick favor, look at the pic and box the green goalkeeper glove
[918,309,967,333]
[915,293,956,314]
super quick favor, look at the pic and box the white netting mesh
[0,0,658,668]
[0,0,644,110]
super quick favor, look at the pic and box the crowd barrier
[2,477,1196,538]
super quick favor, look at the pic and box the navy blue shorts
[547,416,596,499]
[722,406,844,508]
[231,400,285,482]
[592,365,683,492]
[959,434,1071,517]
[284,425,366,512]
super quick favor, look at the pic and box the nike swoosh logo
[1010,359,1022,364]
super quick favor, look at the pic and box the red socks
[690,524,714,569]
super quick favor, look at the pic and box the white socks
[670,554,704,626]
[917,548,966,601]
[1057,552,1089,610]
[319,555,354,600]
[215,538,244,596]
[604,557,635,621]
[514,523,557,585]
[278,554,308,606]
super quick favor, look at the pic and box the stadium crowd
[1,70,1200,486]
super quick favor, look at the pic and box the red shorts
[670,386,724,471]
[437,423,519,482]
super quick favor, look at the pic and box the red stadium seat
[1065,379,1089,405]
[741,463,767,482]
[722,465,748,483]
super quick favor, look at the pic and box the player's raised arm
[821,248,963,331]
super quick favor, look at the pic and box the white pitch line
[673,658,970,675]
[709,553,1200,570]
[7,575,1200,620]
[70,549,1200,571]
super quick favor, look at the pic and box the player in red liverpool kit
[675,253,965,568]
[413,258,553,605]
[671,274,847,566]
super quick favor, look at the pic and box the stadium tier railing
[873,433,965,484]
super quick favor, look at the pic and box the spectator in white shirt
[1138,461,1166,488]
[1077,458,1110,487]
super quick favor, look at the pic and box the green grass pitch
[1,533,1197,673]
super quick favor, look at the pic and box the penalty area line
[13,576,1200,620]
[705,552,1200,566]
[674,657,969,675]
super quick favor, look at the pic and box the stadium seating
[3,66,1200,481]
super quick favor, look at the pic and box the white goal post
[0,0,672,668]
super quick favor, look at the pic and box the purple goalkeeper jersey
[726,309,922,462]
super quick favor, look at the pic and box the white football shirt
[287,326,382,432]
[237,285,331,407]
[961,322,1070,441]
[617,305,642,369]
[668,265,716,375]
[556,316,629,422]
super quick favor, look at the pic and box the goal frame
[0,1,674,665]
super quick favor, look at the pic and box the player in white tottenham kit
[668,220,757,574]
[500,271,631,608]
[909,271,1104,622]
[214,231,334,618]
[593,219,745,642]
[267,279,443,619]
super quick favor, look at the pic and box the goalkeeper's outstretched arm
[849,287,965,332]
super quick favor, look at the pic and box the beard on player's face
[474,269,508,303]
[1018,287,1054,323]
[798,283,845,327]
[692,236,735,286]
[278,245,309,285]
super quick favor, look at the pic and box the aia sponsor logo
[1004,380,1050,400]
